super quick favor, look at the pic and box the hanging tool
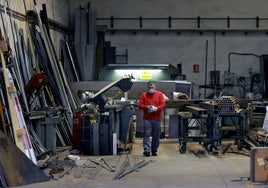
[24,72,48,94]
[0,29,8,52]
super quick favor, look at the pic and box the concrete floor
[15,138,267,188]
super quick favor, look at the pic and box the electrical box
[224,71,235,85]
[209,70,221,85]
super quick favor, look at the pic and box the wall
[0,0,69,57]
[69,0,268,99]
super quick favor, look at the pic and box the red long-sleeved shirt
[138,90,165,120]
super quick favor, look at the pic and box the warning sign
[193,64,199,73]
[140,71,152,80]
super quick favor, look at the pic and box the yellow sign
[140,71,152,80]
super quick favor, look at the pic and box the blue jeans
[143,120,161,153]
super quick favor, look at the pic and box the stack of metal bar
[199,101,218,116]
[0,2,81,158]
[185,105,207,117]
[218,96,241,116]
[73,2,97,81]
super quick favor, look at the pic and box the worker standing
[138,81,165,156]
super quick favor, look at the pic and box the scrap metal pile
[0,1,134,173]
[0,1,121,186]
[41,150,153,181]
[0,1,81,166]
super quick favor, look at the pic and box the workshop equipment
[218,96,246,150]
[72,110,82,150]
[119,104,135,145]
[24,72,48,97]
[80,112,99,155]
[30,108,64,152]
[209,70,221,85]
[178,107,221,153]
[76,76,134,155]
[260,55,268,99]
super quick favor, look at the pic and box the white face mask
[148,88,155,94]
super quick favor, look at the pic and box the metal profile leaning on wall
[138,81,165,157]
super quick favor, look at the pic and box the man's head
[147,81,156,94]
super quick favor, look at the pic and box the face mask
[148,88,155,94]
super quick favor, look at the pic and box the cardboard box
[250,147,268,182]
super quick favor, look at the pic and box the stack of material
[74,3,97,81]
[0,130,49,187]
[199,100,218,116]
[218,96,241,116]
[0,1,80,161]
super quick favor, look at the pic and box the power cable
[227,52,260,72]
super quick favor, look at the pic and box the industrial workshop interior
[2,0,268,187]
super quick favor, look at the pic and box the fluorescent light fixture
[114,69,162,73]
[106,64,170,70]
[114,69,162,80]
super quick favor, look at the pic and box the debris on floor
[39,148,154,181]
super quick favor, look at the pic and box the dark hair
[147,81,156,87]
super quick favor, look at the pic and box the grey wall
[5,1,268,98]
[69,0,268,99]
[4,0,69,55]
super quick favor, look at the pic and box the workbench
[219,112,246,150]
[177,98,247,153]
[178,106,221,153]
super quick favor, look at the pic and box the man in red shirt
[138,81,165,156]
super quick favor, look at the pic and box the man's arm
[138,93,148,110]
[156,93,165,110]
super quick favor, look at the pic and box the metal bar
[168,16,172,28]
[88,158,111,172]
[185,106,207,116]
[113,155,130,180]
[97,16,268,31]
[33,1,73,122]
[139,16,142,28]
[100,157,115,172]
[97,16,268,21]
[6,2,29,112]
[197,16,200,28]
[88,161,102,180]
[110,16,114,28]
[115,160,154,180]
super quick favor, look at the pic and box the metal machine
[74,76,135,155]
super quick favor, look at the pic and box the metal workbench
[177,97,247,154]
[178,106,221,154]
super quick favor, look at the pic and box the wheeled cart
[178,110,221,154]
[219,113,246,150]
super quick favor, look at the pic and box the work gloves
[148,105,157,113]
